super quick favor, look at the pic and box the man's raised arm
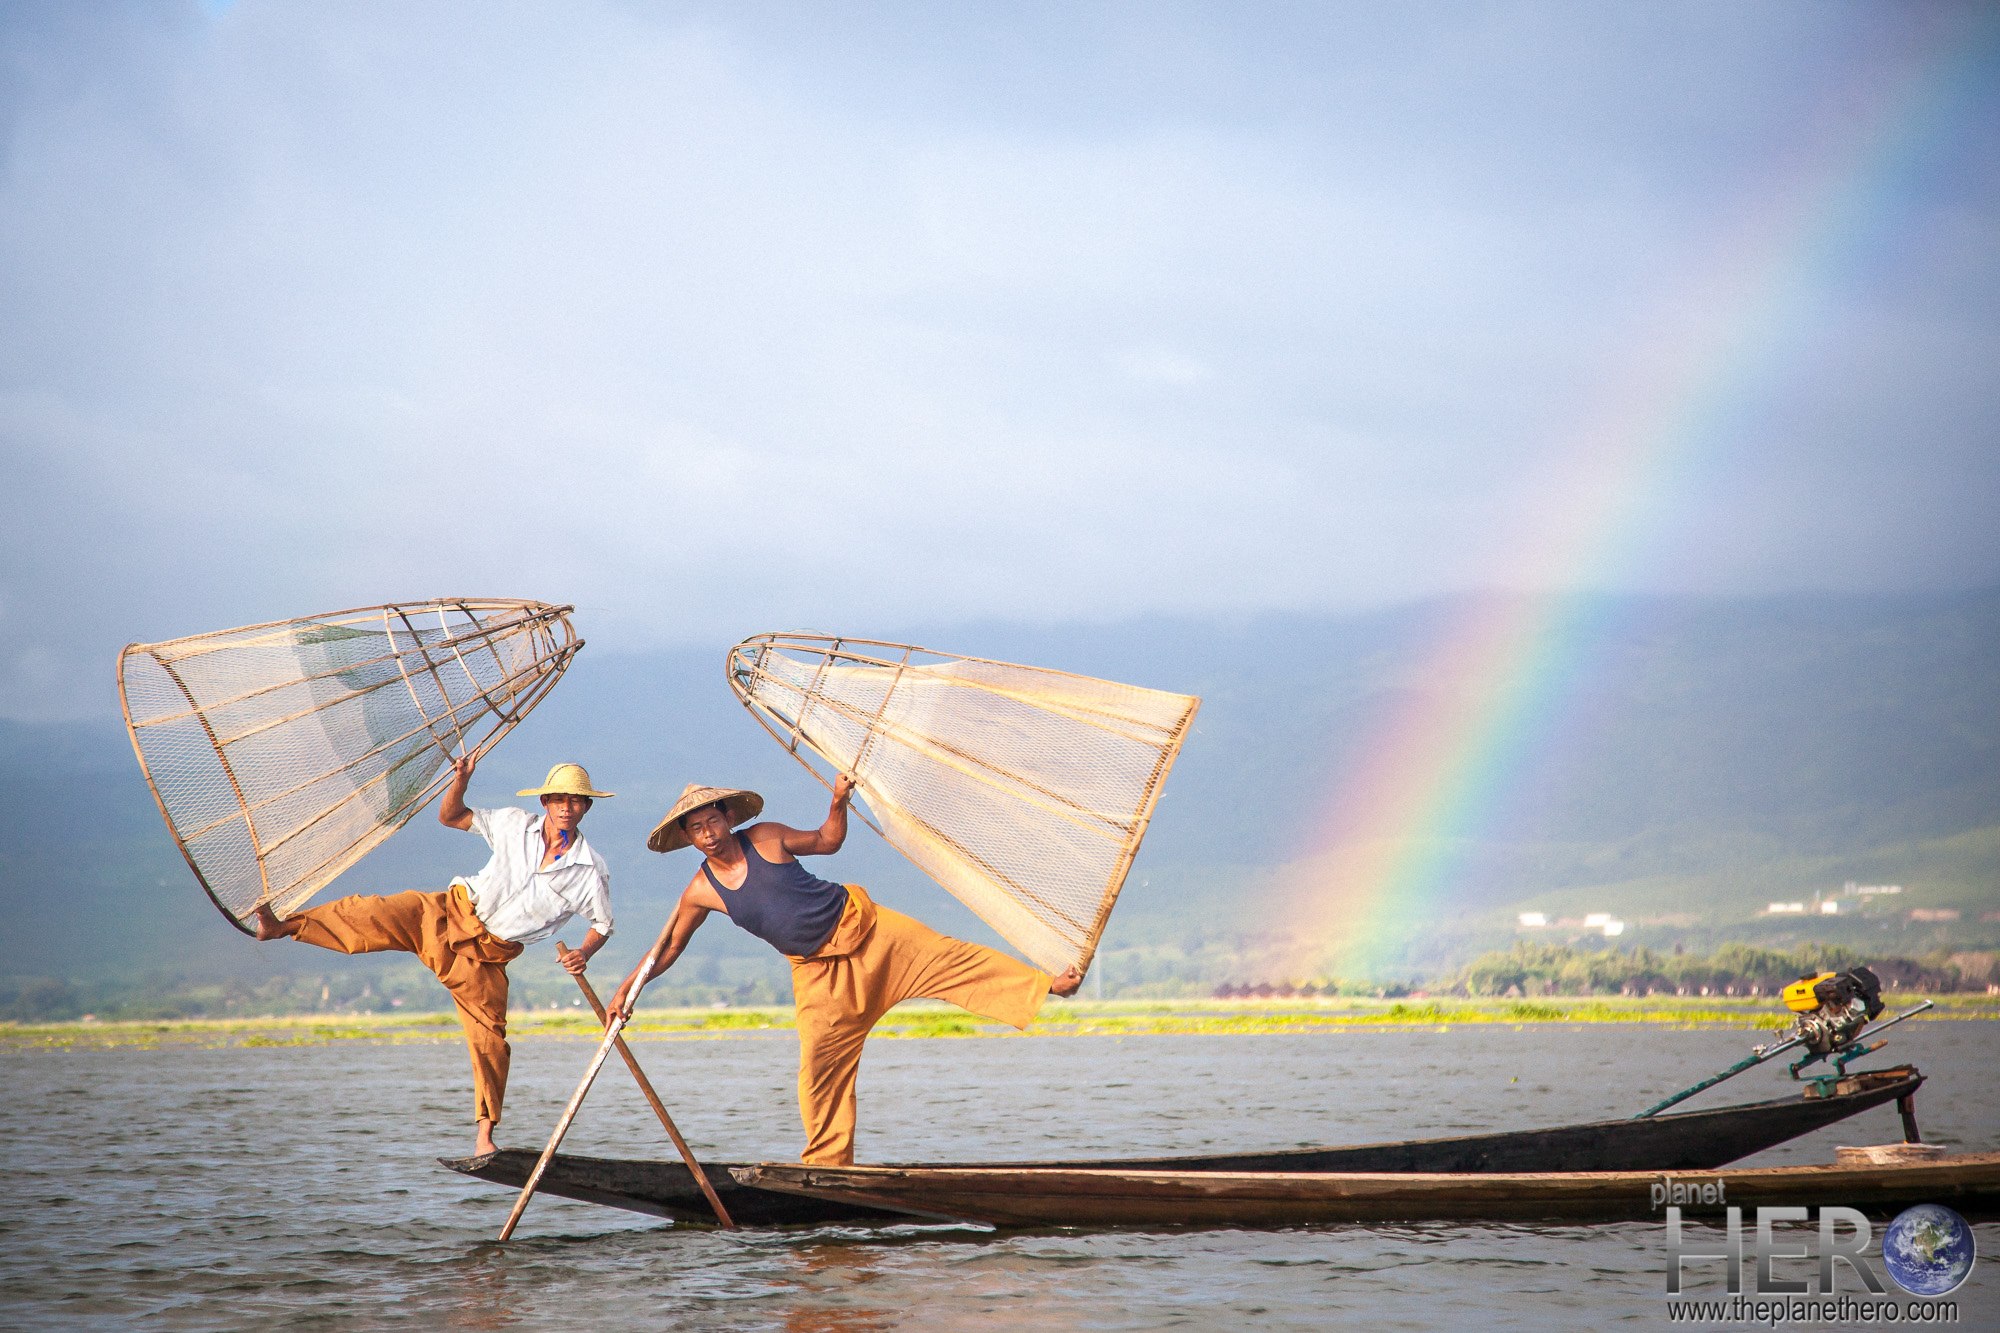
[438,755,476,831]
[779,772,856,856]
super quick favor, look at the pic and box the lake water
[4,1021,1996,1330]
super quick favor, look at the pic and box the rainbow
[1288,19,1997,979]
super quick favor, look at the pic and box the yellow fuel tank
[1783,972,1836,1012]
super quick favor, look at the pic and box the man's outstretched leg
[872,904,1083,1027]
[253,890,511,1154]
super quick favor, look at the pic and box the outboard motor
[1637,964,1929,1117]
[1782,965,1886,1055]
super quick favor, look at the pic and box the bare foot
[250,902,295,941]
[475,1119,498,1157]
[1049,966,1083,998]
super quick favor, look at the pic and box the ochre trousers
[290,886,523,1124]
[789,885,1050,1165]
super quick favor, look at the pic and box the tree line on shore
[8,940,1999,1022]
[1211,942,2000,1000]
[0,963,796,1024]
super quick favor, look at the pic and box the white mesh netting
[727,634,1199,974]
[119,599,581,931]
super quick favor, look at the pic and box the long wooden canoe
[733,1151,2000,1228]
[441,1067,1923,1226]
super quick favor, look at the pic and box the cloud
[2,1,1997,718]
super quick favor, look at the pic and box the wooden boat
[441,1066,1924,1227]
[734,1150,2000,1228]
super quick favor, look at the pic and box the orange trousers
[789,885,1050,1165]
[290,886,523,1124]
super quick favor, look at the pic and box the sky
[3,0,1997,722]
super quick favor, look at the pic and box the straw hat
[516,762,615,799]
[648,783,764,853]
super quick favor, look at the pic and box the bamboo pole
[496,928,674,1241]
[496,1019,626,1241]
[559,943,734,1229]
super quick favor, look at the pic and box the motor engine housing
[1783,965,1885,1055]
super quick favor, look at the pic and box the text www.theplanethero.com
[1666,1295,1959,1325]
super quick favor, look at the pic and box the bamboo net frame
[118,598,582,933]
[726,633,1199,975]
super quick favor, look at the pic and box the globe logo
[1882,1204,1976,1296]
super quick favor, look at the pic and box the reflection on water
[2,1022,1995,1330]
[770,1241,894,1333]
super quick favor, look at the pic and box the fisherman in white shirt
[252,758,614,1156]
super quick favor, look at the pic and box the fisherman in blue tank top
[608,776,1084,1164]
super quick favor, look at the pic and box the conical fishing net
[727,634,1199,974]
[119,599,581,931]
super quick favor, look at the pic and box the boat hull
[733,1151,2000,1228]
[440,1067,1923,1227]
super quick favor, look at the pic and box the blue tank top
[703,833,849,958]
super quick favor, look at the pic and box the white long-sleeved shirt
[452,806,613,946]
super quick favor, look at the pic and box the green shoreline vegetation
[4,992,1993,1052]
[6,941,1994,1027]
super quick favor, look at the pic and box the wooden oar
[496,931,677,1240]
[558,941,735,1229]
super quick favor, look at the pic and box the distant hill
[3,587,1995,1007]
